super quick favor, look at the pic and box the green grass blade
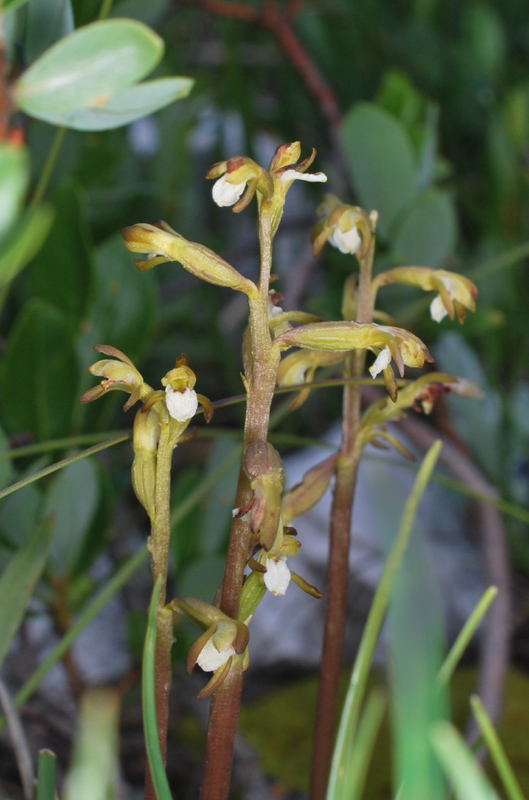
[431,720,500,800]
[326,440,442,800]
[0,432,131,500]
[470,695,526,800]
[0,430,129,461]
[36,750,56,800]
[335,688,387,800]
[143,577,172,800]
[437,586,498,688]
[0,517,52,666]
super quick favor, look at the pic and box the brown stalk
[310,241,376,800]
[200,209,280,800]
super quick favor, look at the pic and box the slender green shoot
[471,695,526,800]
[0,431,129,461]
[0,433,132,501]
[326,441,442,800]
[143,577,173,800]
[98,0,114,19]
[431,721,499,800]
[437,586,497,688]
[36,750,57,800]
[30,127,66,210]
[332,688,386,800]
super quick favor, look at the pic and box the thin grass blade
[470,695,526,800]
[431,720,500,800]
[334,688,386,800]
[143,576,172,800]
[437,586,498,688]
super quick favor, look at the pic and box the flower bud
[131,405,160,518]
[122,222,256,296]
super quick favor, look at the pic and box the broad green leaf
[0,144,29,243]
[62,689,120,800]
[44,456,100,576]
[0,299,78,441]
[15,19,163,120]
[199,438,240,552]
[0,205,54,289]
[340,103,417,240]
[44,77,194,131]
[392,188,457,268]
[0,518,52,667]
[434,332,502,479]
[431,721,500,800]
[30,183,94,329]
[26,0,74,63]
[178,555,226,602]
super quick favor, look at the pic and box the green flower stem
[30,127,66,210]
[311,239,376,800]
[144,420,177,800]
[220,209,279,619]
[201,208,280,800]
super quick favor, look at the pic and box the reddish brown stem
[311,454,360,800]
[183,0,342,131]
[199,664,244,800]
[310,243,375,800]
[201,211,278,800]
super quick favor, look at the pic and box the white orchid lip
[280,169,328,184]
[263,556,291,596]
[430,294,449,323]
[165,386,198,421]
[369,345,392,378]
[197,638,236,672]
[329,226,362,255]
[212,173,247,207]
